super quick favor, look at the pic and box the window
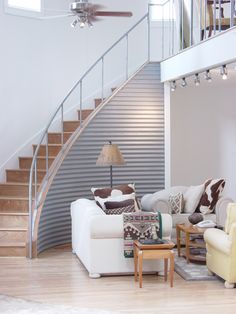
[5,0,42,17]
[150,1,175,21]
[8,0,41,12]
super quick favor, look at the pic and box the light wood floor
[0,246,235,313]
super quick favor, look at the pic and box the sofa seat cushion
[90,213,173,240]
[172,213,216,227]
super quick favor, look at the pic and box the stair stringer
[34,62,165,256]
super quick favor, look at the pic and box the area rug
[174,253,218,281]
[0,295,130,314]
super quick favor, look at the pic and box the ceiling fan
[44,0,133,29]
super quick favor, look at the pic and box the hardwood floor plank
[0,246,235,313]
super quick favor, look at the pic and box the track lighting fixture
[170,81,176,92]
[194,73,200,86]
[220,65,228,80]
[204,70,212,82]
[181,77,187,88]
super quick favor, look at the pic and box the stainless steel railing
[28,12,150,258]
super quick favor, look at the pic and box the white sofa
[71,198,173,278]
[141,186,233,239]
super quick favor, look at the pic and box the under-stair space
[0,107,96,257]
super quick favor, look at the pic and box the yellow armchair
[204,203,236,288]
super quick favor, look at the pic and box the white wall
[0,0,149,180]
[169,69,236,200]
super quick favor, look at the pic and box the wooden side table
[176,223,206,263]
[133,240,175,288]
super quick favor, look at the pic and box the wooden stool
[133,240,175,288]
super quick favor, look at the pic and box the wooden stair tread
[0,182,39,186]
[0,196,29,200]
[0,227,27,231]
[0,241,26,247]
[0,212,28,216]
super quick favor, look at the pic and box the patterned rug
[174,251,218,281]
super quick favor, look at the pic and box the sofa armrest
[215,196,234,227]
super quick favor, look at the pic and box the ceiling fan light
[79,21,86,28]
[71,19,78,28]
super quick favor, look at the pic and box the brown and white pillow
[91,183,137,210]
[197,178,225,214]
[104,199,135,215]
[168,192,184,214]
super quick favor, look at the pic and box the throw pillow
[91,183,137,210]
[104,199,136,215]
[168,193,184,214]
[183,184,205,214]
[198,178,225,214]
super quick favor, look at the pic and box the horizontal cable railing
[28,12,150,258]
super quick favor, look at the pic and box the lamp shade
[96,142,125,166]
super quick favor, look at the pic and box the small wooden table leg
[176,225,181,257]
[138,251,143,288]
[134,245,138,282]
[164,258,168,282]
[186,232,190,263]
[169,251,174,288]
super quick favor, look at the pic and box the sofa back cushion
[197,179,225,214]
[183,184,205,214]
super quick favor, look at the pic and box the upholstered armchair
[204,203,236,288]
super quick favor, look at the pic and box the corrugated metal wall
[37,62,165,254]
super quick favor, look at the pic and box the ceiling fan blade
[94,11,133,17]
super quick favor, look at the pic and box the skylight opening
[8,0,41,12]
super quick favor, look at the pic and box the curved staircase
[0,106,98,256]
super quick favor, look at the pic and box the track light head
[194,73,200,86]
[170,80,176,92]
[221,65,228,80]
[204,70,212,82]
[181,77,187,88]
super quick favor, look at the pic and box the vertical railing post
[213,0,216,35]
[79,80,82,126]
[162,3,164,57]
[148,4,151,61]
[190,0,193,46]
[172,0,175,55]
[181,0,184,49]
[199,0,202,41]
[126,34,129,80]
[169,0,171,56]
[101,57,104,100]
[204,0,207,39]
[219,0,222,32]
[45,131,49,173]
[28,175,32,259]
[61,104,64,146]
[230,0,234,27]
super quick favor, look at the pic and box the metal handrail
[28,12,150,258]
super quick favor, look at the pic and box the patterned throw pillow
[197,178,225,214]
[168,192,184,214]
[104,199,136,215]
[91,183,137,210]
